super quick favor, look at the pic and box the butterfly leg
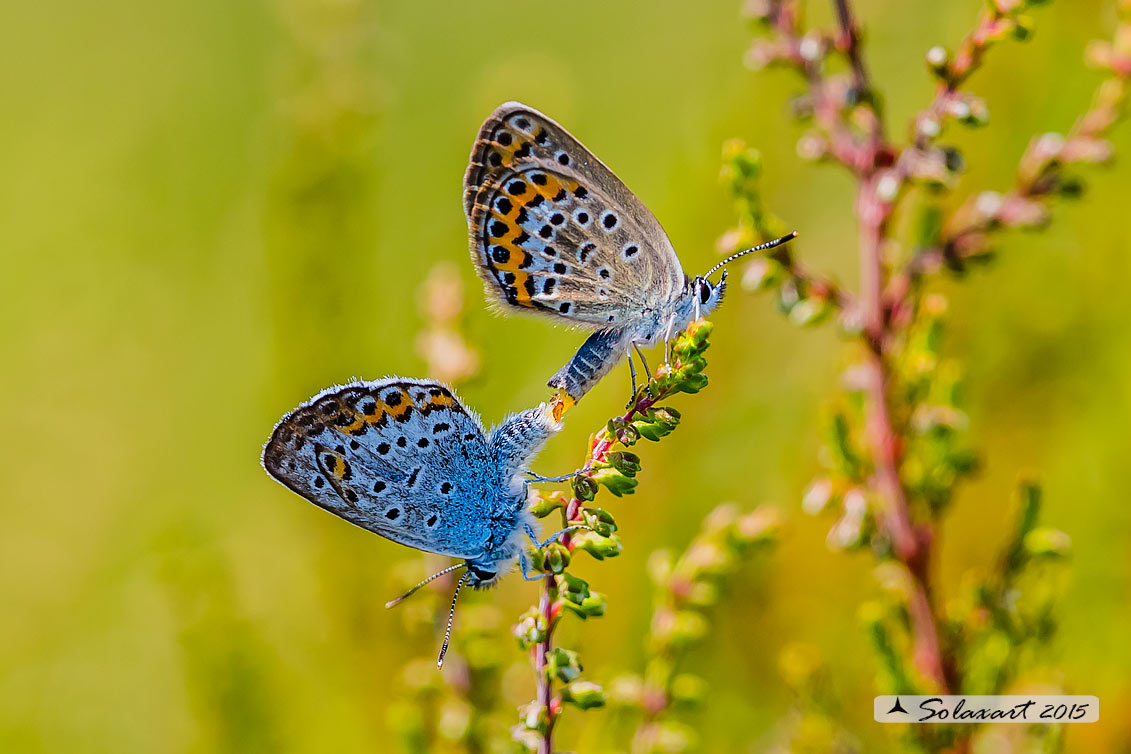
[518,551,543,581]
[538,525,595,549]
[662,314,677,369]
[626,352,639,409]
[519,525,546,581]
[519,524,597,581]
[525,470,583,483]
[524,521,597,550]
[632,344,655,402]
[633,344,653,382]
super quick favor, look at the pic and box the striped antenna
[385,562,466,608]
[702,231,798,281]
[436,571,471,669]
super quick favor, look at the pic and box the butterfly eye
[699,281,712,304]
[468,565,496,584]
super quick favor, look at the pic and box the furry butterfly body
[464,102,796,401]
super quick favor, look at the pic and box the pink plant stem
[914,10,1004,148]
[535,573,556,754]
[533,386,665,753]
[833,0,884,152]
[858,181,950,694]
[768,1,862,170]
[832,0,953,695]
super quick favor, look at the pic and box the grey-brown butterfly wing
[464,102,685,329]
[261,378,498,559]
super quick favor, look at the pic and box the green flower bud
[437,698,471,742]
[578,592,607,618]
[560,681,606,710]
[581,506,618,536]
[634,419,674,442]
[1057,175,1085,198]
[672,339,701,362]
[1024,527,1071,558]
[518,700,550,733]
[529,493,566,519]
[546,647,583,683]
[540,542,571,574]
[685,319,714,347]
[559,572,591,603]
[653,721,697,753]
[647,549,674,587]
[677,372,710,395]
[685,581,720,607]
[604,451,642,476]
[722,139,763,181]
[651,608,709,651]
[670,673,708,708]
[571,531,624,560]
[401,658,443,693]
[571,474,598,502]
[1011,14,1034,40]
[608,673,645,707]
[616,423,641,446]
[788,296,831,326]
[511,728,539,753]
[513,607,548,647]
[590,467,639,496]
[736,507,783,545]
[742,257,785,290]
[926,45,950,78]
[677,355,709,376]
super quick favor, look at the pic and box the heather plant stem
[773,241,857,311]
[893,46,1131,300]
[536,573,556,754]
[533,386,665,754]
[858,187,951,696]
[833,0,885,153]
[914,9,1007,149]
[832,0,953,697]
[767,0,861,170]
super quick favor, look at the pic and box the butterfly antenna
[436,571,471,669]
[385,562,467,608]
[703,231,799,281]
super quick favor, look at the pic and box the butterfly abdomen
[488,403,563,497]
[547,328,631,401]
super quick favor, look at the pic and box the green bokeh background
[2,0,1129,751]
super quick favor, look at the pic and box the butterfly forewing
[262,378,496,559]
[465,103,684,328]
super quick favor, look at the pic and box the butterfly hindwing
[465,102,685,328]
[262,378,498,559]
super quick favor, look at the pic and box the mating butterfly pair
[263,103,797,666]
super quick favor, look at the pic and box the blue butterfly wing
[262,378,499,559]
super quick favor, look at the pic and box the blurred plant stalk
[417,262,481,385]
[387,263,503,754]
[613,504,781,754]
[729,0,1128,751]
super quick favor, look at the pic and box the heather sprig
[511,321,716,754]
[730,1,1127,752]
[610,503,781,754]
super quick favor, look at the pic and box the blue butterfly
[464,102,797,402]
[261,377,583,666]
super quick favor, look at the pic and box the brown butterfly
[464,102,796,402]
